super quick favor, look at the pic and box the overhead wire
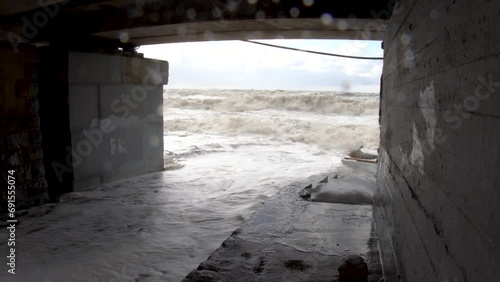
[240,40,383,60]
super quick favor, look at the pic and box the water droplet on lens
[320,13,333,26]
[302,0,314,7]
[337,19,348,31]
[119,32,129,43]
[290,7,300,18]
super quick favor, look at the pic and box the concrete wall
[67,52,168,190]
[0,46,48,212]
[375,0,500,281]
[39,51,168,192]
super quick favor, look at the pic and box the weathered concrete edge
[183,167,384,281]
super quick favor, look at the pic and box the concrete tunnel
[0,0,499,281]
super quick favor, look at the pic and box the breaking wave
[165,89,379,115]
[163,89,380,152]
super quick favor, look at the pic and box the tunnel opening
[135,38,383,279]
[138,39,383,168]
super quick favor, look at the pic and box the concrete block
[123,57,169,85]
[60,52,167,192]
[68,85,99,130]
[142,123,163,171]
[68,52,123,84]
[68,51,168,86]
[99,84,147,119]
[70,131,108,180]
[147,155,163,172]
[105,125,143,167]
[144,86,163,116]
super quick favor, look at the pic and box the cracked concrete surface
[183,161,383,282]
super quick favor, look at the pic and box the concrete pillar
[0,46,48,212]
[375,0,500,281]
[38,49,168,194]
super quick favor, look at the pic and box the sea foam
[164,88,380,152]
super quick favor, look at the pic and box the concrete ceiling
[0,0,393,48]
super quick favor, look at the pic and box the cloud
[138,39,383,92]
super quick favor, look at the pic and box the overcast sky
[138,39,383,93]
